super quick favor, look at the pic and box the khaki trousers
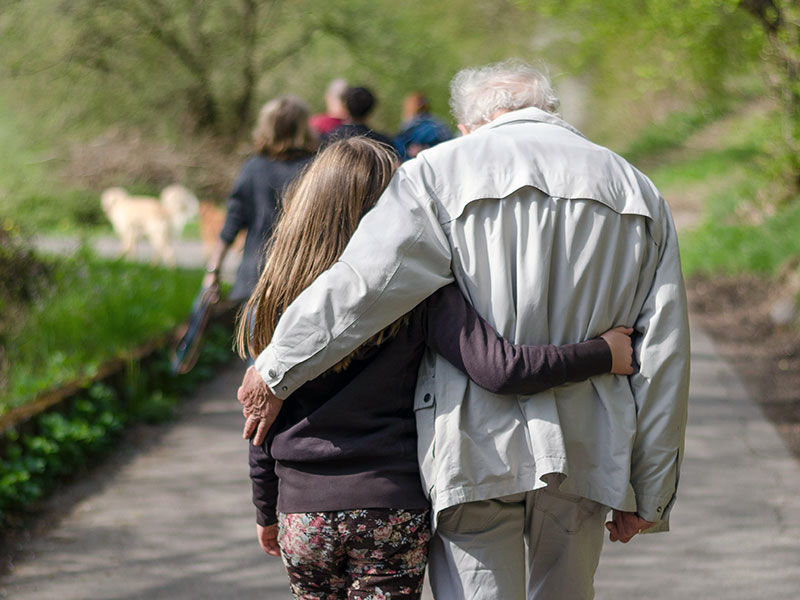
[429,487,608,600]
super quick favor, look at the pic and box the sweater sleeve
[423,283,612,395]
[220,163,252,244]
[248,439,279,526]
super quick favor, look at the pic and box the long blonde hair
[236,137,403,367]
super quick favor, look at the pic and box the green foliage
[0,229,54,392]
[0,323,235,525]
[0,93,104,235]
[7,189,107,234]
[0,0,537,142]
[519,0,797,185]
[622,100,740,165]
[1,248,202,414]
[680,201,800,276]
[523,0,763,96]
[636,98,800,278]
[0,383,125,520]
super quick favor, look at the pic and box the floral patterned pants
[278,508,431,599]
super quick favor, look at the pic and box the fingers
[614,326,634,335]
[606,511,653,543]
[617,511,640,541]
[253,419,270,446]
[242,416,271,445]
[605,521,621,542]
[242,415,259,440]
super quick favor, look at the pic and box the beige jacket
[255,107,690,529]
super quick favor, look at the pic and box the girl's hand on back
[257,523,281,557]
[600,326,634,375]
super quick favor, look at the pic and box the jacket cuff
[636,491,675,523]
[642,519,669,534]
[255,345,305,399]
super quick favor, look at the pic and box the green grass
[636,99,800,278]
[2,248,204,414]
[621,100,737,166]
[680,201,800,277]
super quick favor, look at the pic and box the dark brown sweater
[249,283,611,526]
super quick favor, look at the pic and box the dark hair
[344,86,376,120]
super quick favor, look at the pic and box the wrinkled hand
[256,523,281,557]
[237,366,283,445]
[605,510,656,543]
[600,326,634,375]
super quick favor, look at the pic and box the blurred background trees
[0,0,532,139]
[0,0,796,206]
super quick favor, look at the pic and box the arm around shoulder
[255,165,454,398]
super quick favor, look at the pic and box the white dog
[160,183,199,236]
[101,184,198,266]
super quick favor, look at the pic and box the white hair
[449,59,560,130]
[326,78,348,100]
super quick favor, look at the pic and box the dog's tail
[160,184,199,236]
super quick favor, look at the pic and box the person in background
[308,78,348,137]
[322,86,395,150]
[394,91,453,160]
[236,136,635,599]
[203,96,317,303]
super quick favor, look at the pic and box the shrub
[0,323,235,526]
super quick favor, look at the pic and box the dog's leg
[120,229,136,259]
[148,220,176,267]
[162,244,177,268]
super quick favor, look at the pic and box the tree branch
[739,0,783,34]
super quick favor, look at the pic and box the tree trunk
[740,0,800,189]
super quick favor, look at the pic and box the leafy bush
[0,229,54,394]
[0,323,235,526]
[7,189,107,233]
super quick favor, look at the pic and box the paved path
[32,235,239,282]
[0,364,291,600]
[2,319,799,599]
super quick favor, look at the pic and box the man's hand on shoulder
[605,510,656,543]
[238,366,283,445]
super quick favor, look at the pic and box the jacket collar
[483,106,586,139]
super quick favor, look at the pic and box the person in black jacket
[235,137,634,599]
[203,96,317,302]
[321,86,396,151]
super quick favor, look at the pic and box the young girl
[236,137,633,599]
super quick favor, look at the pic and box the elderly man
[239,59,690,599]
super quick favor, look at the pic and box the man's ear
[457,123,470,136]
